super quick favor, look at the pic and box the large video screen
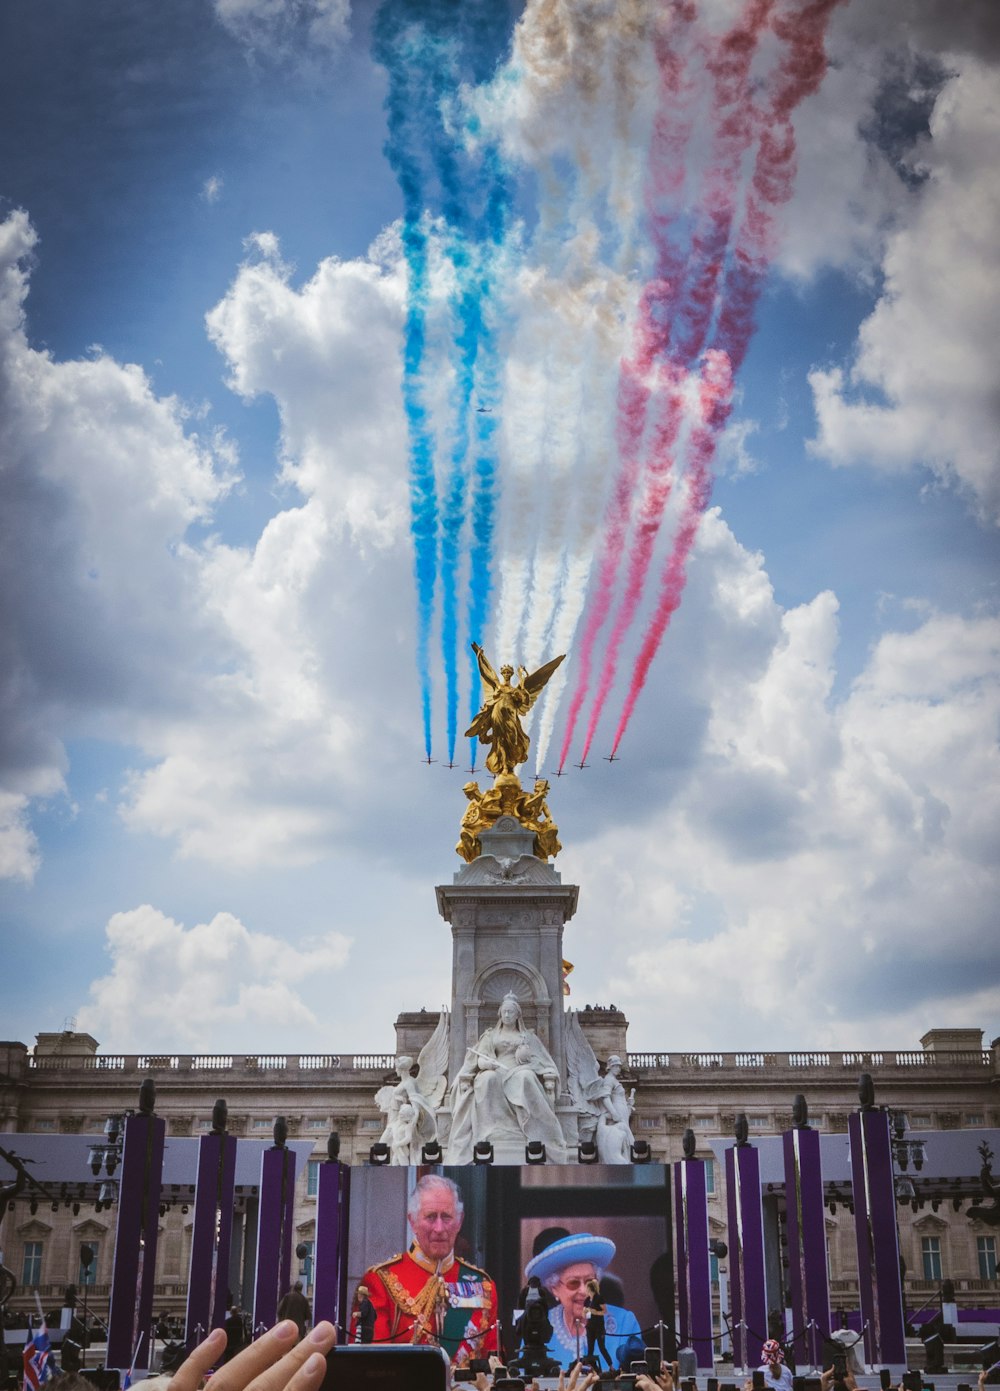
[345,1165,673,1370]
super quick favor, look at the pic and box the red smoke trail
[557,4,699,773]
[610,0,843,755]
[571,0,773,767]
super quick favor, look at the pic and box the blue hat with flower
[524,1232,617,1284]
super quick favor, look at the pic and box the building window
[307,1119,327,1129]
[299,1239,315,1290]
[22,1242,43,1287]
[34,1119,57,1131]
[965,1114,985,1127]
[251,1119,272,1130]
[695,1117,714,1128]
[748,1116,769,1130]
[704,1158,715,1195]
[921,1237,942,1281]
[709,1252,719,1283]
[307,1160,321,1197]
[639,1117,660,1130]
[978,1236,997,1281]
[79,1243,99,1286]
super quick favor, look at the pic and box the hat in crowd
[524,1232,617,1284]
[762,1340,784,1365]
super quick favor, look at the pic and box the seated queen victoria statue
[446,993,567,1163]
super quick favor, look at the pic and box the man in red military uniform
[350,1174,497,1365]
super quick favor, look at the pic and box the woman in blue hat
[524,1232,642,1371]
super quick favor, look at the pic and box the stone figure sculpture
[465,644,565,776]
[447,993,566,1163]
[374,1011,449,1164]
[564,1011,636,1164]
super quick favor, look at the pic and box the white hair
[542,1262,604,1292]
[407,1173,464,1224]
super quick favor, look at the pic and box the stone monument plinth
[436,815,579,1160]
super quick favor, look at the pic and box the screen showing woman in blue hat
[523,1231,643,1371]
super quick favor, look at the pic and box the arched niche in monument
[468,961,554,1056]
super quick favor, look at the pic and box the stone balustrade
[18,1047,993,1077]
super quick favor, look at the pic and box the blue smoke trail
[374,0,512,765]
[372,4,443,759]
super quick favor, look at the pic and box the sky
[0,0,998,1060]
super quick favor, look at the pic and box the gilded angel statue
[465,644,565,776]
[374,1010,450,1164]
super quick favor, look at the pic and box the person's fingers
[208,1320,318,1391]
[247,1321,337,1391]
[166,1328,228,1391]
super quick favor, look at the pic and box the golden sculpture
[456,645,565,863]
[465,644,565,776]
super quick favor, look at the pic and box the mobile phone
[645,1349,663,1377]
[902,1372,922,1391]
[682,1380,697,1391]
[493,1380,526,1391]
[880,1370,892,1390]
[322,1346,449,1391]
[631,1364,649,1376]
[618,1378,637,1391]
[793,1378,806,1391]
[708,1378,720,1391]
[753,1371,766,1390]
[832,1354,847,1381]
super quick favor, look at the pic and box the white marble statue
[374,1010,449,1164]
[565,1011,636,1164]
[447,992,566,1163]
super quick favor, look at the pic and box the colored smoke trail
[492,0,658,693]
[372,4,440,756]
[608,0,844,754]
[570,0,774,767]
[374,0,512,762]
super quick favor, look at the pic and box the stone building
[2,1022,998,1328]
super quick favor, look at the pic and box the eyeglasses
[557,1277,593,1291]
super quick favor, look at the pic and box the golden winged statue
[464,643,565,777]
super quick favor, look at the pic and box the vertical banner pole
[674,1159,714,1370]
[313,1160,350,1335]
[848,1109,906,1372]
[782,1126,831,1370]
[253,1141,297,1332]
[185,1123,238,1349]
[726,1142,767,1373]
[107,1111,166,1371]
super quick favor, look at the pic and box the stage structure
[725,1121,768,1372]
[185,1101,238,1351]
[252,1120,297,1333]
[312,1138,351,1334]
[106,1086,165,1373]
[782,1099,831,1371]
[674,1136,714,1370]
[850,1087,907,1371]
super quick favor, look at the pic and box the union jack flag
[22,1322,56,1390]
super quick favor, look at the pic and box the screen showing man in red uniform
[350,1174,498,1365]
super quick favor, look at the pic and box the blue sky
[0,0,998,1058]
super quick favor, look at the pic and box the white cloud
[201,175,224,204]
[77,905,351,1051]
[0,209,237,880]
[566,600,1000,1049]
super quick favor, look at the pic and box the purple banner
[253,1144,297,1333]
[848,1110,906,1370]
[674,1160,714,1369]
[783,1127,831,1369]
[185,1131,238,1349]
[313,1161,350,1335]
[106,1114,166,1371]
[725,1143,767,1371]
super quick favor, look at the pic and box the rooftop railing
[21,1049,991,1076]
